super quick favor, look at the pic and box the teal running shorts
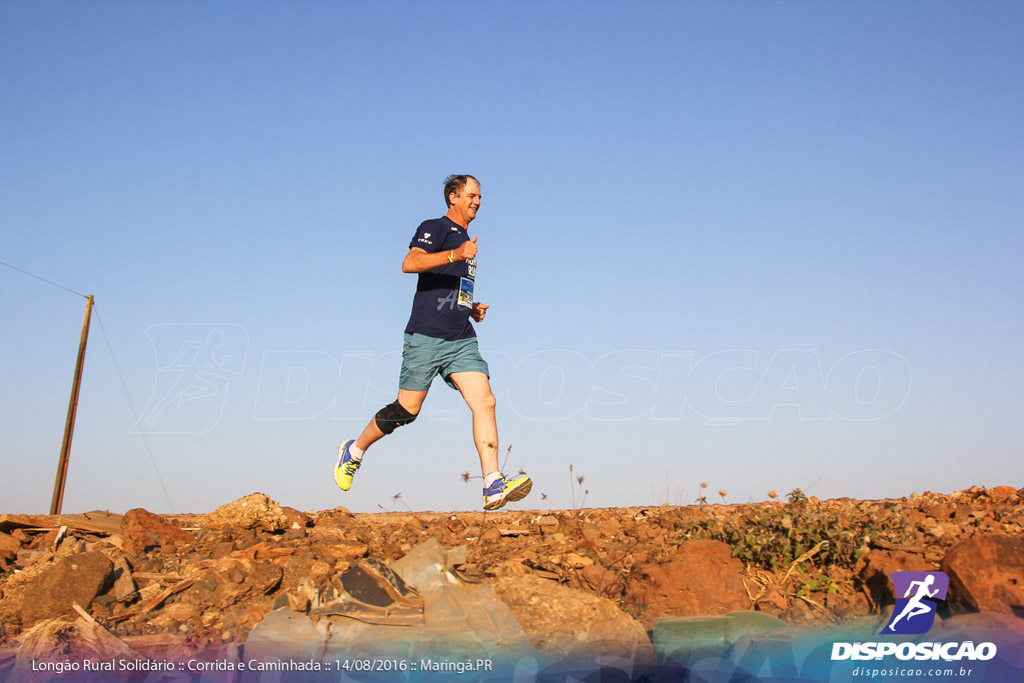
[399,333,490,391]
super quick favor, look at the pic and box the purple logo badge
[882,571,949,635]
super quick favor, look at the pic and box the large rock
[627,540,748,620]
[20,552,114,624]
[0,531,21,564]
[0,531,22,554]
[492,573,654,663]
[202,493,290,532]
[121,508,194,555]
[0,561,54,628]
[855,550,935,607]
[941,534,1024,615]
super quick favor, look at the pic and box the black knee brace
[374,401,417,435]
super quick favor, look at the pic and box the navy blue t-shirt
[403,216,477,341]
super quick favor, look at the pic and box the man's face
[449,179,481,225]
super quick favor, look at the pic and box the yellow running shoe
[483,473,532,510]
[334,440,361,491]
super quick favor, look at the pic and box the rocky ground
[0,485,1021,665]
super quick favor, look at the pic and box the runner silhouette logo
[882,571,949,635]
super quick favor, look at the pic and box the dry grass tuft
[16,619,77,662]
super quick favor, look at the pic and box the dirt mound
[1,485,1021,664]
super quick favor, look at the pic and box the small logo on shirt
[423,233,431,239]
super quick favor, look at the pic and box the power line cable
[1,259,176,513]
[93,304,176,513]
[0,259,88,299]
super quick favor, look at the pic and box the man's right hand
[454,236,478,261]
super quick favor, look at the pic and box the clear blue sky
[2,1,1021,515]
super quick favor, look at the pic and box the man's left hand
[471,302,489,323]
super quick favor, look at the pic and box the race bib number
[458,278,474,308]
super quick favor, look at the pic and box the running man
[887,574,939,632]
[335,175,532,510]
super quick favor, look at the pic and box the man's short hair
[443,174,479,207]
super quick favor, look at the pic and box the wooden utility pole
[50,294,94,515]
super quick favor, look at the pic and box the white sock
[483,471,501,488]
[350,444,365,460]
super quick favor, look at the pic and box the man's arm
[402,237,478,273]
[402,248,452,273]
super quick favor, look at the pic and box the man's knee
[467,393,497,413]
[374,401,418,435]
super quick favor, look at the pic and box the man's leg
[336,388,428,491]
[355,389,428,451]
[450,371,531,510]
[448,371,498,475]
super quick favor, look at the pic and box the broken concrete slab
[244,607,330,663]
[1,512,124,536]
[390,538,450,595]
[0,515,35,534]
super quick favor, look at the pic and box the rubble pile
[0,485,1020,667]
